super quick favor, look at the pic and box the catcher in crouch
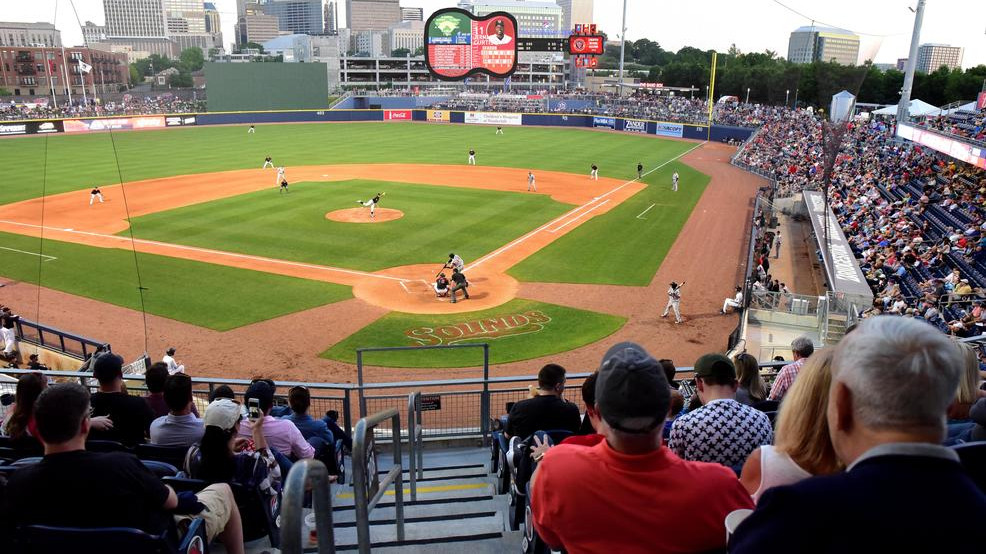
[356,192,385,219]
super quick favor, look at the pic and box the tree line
[597,39,986,107]
[128,47,205,89]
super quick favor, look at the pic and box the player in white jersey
[275,166,286,185]
[527,171,536,192]
[672,171,679,192]
[661,281,684,324]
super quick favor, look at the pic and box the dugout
[205,62,330,112]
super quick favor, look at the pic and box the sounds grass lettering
[405,311,552,346]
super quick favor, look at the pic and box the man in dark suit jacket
[730,316,986,553]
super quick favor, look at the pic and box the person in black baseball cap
[595,342,671,438]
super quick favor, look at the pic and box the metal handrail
[407,392,424,501]
[281,459,336,554]
[13,317,109,361]
[352,408,405,553]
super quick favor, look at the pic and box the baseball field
[0,121,760,377]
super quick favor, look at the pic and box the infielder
[637,162,644,179]
[248,125,256,134]
[275,166,286,185]
[722,286,744,314]
[661,281,684,324]
[468,148,476,165]
[495,126,504,135]
[356,192,385,218]
[279,179,289,193]
[527,171,537,192]
[89,186,104,206]
[672,171,679,192]
[446,252,464,273]
[591,164,599,181]
[263,155,274,169]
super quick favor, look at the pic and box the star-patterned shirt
[669,398,773,468]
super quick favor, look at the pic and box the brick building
[0,45,129,100]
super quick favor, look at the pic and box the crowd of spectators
[919,106,986,147]
[0,96,206,121]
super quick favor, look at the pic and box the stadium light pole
[617,0,628,98]
[746,87,750,104]
[786,89,790,107]
[897,0,927,124]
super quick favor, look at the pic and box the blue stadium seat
[137,444,191,470]
[141,460,180,479]
[952,441,986,494]
[17,517,208,554]
[164,476,281,548]
[86,440,132,453]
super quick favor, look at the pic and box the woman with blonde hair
[947,342,986,421]
[740,349,841,502]
[733,352,767,406]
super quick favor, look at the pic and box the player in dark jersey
[637,162,643,179]
[279,179,289,193]
[468,149,476,165]
[356,192,385,218]
[89,187,104,206]
[263,155,273,169]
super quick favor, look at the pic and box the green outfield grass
[322,299,625,368]
[509,160,710,285]
[0,231,351,330]
[125,179,571,271]
[0,123,695,205]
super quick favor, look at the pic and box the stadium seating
[16,517,208,554]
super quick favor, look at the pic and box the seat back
[752,400,779,413]
[952,441,986,494]
[137,444,191,470]
[19,524,175,554]
[141,460,180,479]
[86,440,132,453]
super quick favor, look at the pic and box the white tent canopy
[943,101,977,115]
[873,99,941,117]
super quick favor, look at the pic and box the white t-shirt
[752,445,812,503]
[488,34,512,45]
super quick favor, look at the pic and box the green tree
[245,42,265,54]
[178,47,205,72]
[128,64,140,86]
[0,88,11,96]
[168,71,193,88]
[391,47,410,57]
[413,45,425,56]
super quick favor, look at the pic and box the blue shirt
[281,413,334,444]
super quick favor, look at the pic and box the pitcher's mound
[326,207,403,223]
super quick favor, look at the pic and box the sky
[6,0,985,69]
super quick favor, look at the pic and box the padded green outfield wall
[204,62,329,112]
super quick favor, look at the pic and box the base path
[0,164,642,312]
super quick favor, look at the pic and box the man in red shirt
[530,342,753,554]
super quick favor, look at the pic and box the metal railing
[352,408,405,553]
[281,459,336,554]
[13,317,109,361]
[407,392,424,501]
[748,291,822,315]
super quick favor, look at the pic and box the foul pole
[706,51,718,141]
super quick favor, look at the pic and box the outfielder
[527,171,537,192]
[356,192,385,218]
[672,170,679,192]
[248,125,255,134]
[468,148,476,165]
[661,281,684,324]
[89,187,104,206]
[275,166,286,185]
[637,162,643,179]
[263,155,274,169]
[496,126,504,135]
[591,164,599,181]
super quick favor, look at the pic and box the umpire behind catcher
[450,268,470,304]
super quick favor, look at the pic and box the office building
[458,0,564,38]
[354,30,389,57]
[896,58,908,71]
[347,0,401,32]
[916,44,963,73]
[389,21,424,54]
[401,7,424,21]
[204,3,222,34]
[236,3,281,46]
[104,0,168,38]
[81,21,107,46]
[324,1,338,34]
[263,0,324,35]
[0,22,62,48]
[556,0,593,32]
[787,25,859,66]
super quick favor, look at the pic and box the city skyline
[3,0,984,69]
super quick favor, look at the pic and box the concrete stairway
[329,447,520,552]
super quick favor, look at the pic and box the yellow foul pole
[706,51,717,140]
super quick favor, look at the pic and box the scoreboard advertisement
[425,9,518,80]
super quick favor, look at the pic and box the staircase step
[364,530,524,554]
[333,496,499,523]
[333,514,505,549]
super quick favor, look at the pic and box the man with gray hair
[767,336,814,401]
[730,316,986,553]
[530,342,752,553]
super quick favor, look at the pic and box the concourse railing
[352,408,405,553]
[280,459,336,554]
[407,391,424,501]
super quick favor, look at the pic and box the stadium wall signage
[384,110,412,120]
[426,109,451,122]
[896,122,986,170]
[464,111,522,126]
[425,8,518,80]
[654,122,684,138]
[592,116,615,129]
[0,120,64,136]
[165,115,197,127]
[803,190,874,303]
[404,310,552,346]
[622,119,647,133]
[64,116,166,132]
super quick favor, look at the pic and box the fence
[281,459,336,554]
[352,408,405,553]
[749,291,823,315]
[13,317,109,361]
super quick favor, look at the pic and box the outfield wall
[2,109,756,142]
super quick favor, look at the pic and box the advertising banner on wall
[803,190,874,303]
[654,122,684,138]
[464,112,522,126]
[384,110,412,120]
[621,119,647,133]
[0,120,64,136]
[592,116,615,129]
[165,115,197,127]
[426,109,451,122]
[897,122,986,170]
[64,117,166,133]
